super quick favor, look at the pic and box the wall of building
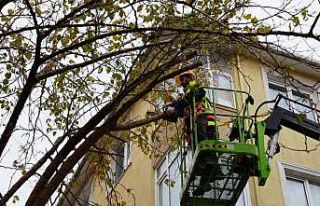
[239,55,320,206]
[113,143,155,206]
[114,101,156,206]
[89,54,320,206]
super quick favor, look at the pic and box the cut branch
[114,111,173,131]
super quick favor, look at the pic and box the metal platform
[180,140,259,206]
[179,87,271,206]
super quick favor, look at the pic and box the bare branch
[35,40,171,81]
[0,0,14,11]
[309,11,320,35]
[0,134,67,205]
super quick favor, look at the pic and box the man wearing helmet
[164,70,222,196]
[168,71,216,144]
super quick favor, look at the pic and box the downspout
[235,53,259,206]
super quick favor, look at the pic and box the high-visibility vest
[183,82,216,136]
[195,98,216,127]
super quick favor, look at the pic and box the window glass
[213,74,234,108]
[268,81,317,122]
[285,178,308,206]
[154,79,178,110]
[168,150,177,163]
[281,163,320,206]
[76,179,92,206]
[157,153,180,206]
[115,145,124,181]
[268,83,289,109]
[310,183,320,205]
[169,157,180,206]
[235,192,246,206]
[206,54,234,108]
[292,90,315,121]
[157,158,167,179]
[159,178,169,206]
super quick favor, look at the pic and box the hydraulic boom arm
[262,94,320,159]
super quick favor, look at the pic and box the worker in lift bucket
[165,71,217,143]
[164,71,223,196]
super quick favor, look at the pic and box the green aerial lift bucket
[179,87,270,206]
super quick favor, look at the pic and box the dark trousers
[196,114,216,142]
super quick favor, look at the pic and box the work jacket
[173,81,216,142]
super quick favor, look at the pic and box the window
[156,150,181,206]
[285,178,309,206]
[292,90,315,121]
[268,82,316,121]
[114,145,124,181]
[111,141,131,183]
[205,55,234,108]
[285,178,320,206]
[279,162,320,206]
[154,53,234,110]
[75,179,93,206]
[268,83,290,110]
[235,184,252,206]
[263,66,318,122]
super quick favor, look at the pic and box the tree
[0,0,319,205]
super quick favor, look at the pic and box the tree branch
[24,0,40,36]
[35,40,171,81]
[309,11,320,35]
[0,0,14,11]
[113,111,173,131]
[42,0,100,38]
[25,53,200,206]
[0,134,67,205]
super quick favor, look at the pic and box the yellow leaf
[8,9,14,15]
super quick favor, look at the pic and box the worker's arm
[163,97,187,122]
[185,83,206,103]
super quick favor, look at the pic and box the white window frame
[123,141,132,169]
[235,184,252,206]
[261,66,319,121]
[206,55,235,108]
[278,161,320,206]
[155,150,180,206]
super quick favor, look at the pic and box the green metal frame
[179,87,271,206]
[255,121,270,186]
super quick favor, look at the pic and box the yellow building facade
[65,52,320,206]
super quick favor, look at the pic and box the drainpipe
[236,53,259,206]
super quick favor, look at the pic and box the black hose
[254,94,283,122]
